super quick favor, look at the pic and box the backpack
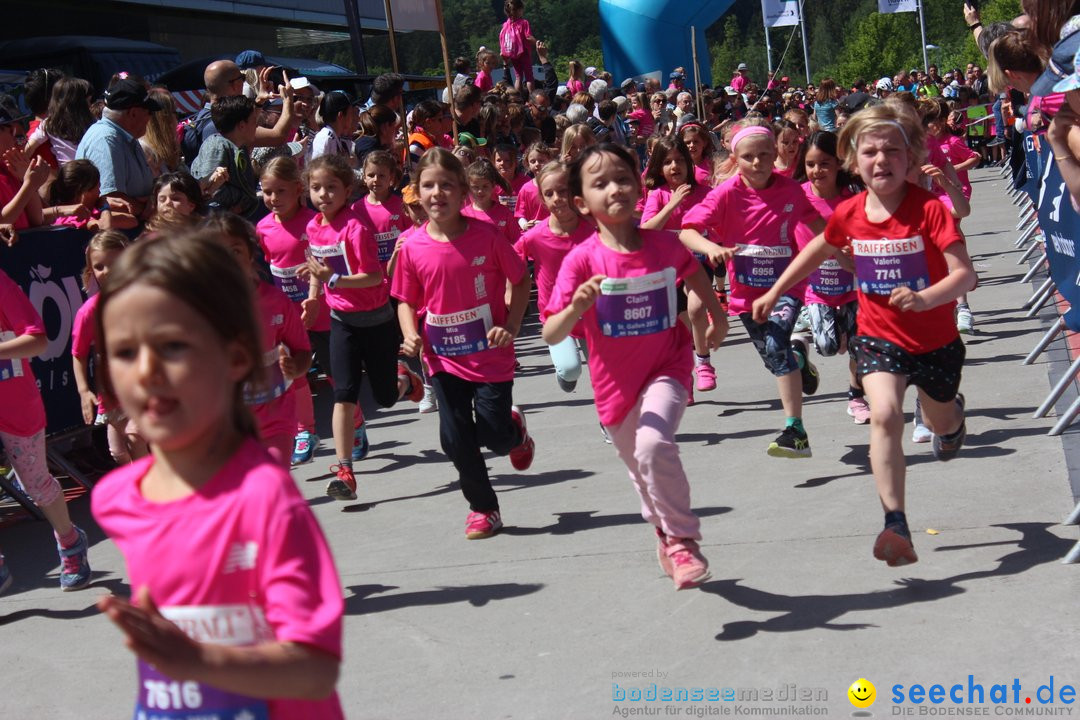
[499,19,525,60]
[178,108,214,167]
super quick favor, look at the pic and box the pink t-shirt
[248,281,311,442]
[641,183,712,231]
[0,269,47,436]
[497,174,529,214]
[566,79,585,95]
[71,291,98,361]
[731,75,749,94]
[931,134,978,199]
[305,209,388,313]
[694,161,712,186]
[475,70,494,93]
[54,207,101,230]
[501,17,532,59]
[514,217,592,319]
[797,181,857,307]
[463,201,521,245]
[91,437,345,720]
[681,172,820,315]
[350,194,412,266]
[255,207,331,333]
[548,230,698,426]
[513,178,549,222]
[391,220,527,383]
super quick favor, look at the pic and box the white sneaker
[912,398,932,443]
[956,306,974,334]
[418,384,437,414]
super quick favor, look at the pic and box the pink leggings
[507,54,534,85]
[1,429,62,508]
[605,376,700,541]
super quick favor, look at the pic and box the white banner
[762,0,800,27]
[878,0,918,13]
[387,0,440,32]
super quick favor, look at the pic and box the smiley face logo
[848,678,876,708]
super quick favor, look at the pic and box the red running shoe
[509,405,535,470]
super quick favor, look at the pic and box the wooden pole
[434,0,458,140]
[383,0,400,73]
[691,26,704,120]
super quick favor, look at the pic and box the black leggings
[328,316,401,406]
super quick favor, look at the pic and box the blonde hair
[836,100,926,174]
[714,116,772,181]
[560,124,596,161]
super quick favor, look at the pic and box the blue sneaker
[0,562,12,596]
[58,526,91,591]
[291,431,319,466]
[351,424,369,462]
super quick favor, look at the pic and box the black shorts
[851,335,965,402]
[677,256,714,314]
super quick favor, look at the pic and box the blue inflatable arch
[598,0,735,88]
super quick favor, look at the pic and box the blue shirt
[75,118,154,199]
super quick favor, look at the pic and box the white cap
[290,76,312,90]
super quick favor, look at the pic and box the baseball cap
[0,94,28,126]
[670,71,684,80]
[1034,16,1080,96]
[104,75,162,112]
[457,131,487,148]
[585,66,598,78]
[556,85,570,97]
[235,50,267,70]
[737,63,748,71]
[723,85,737,95]
[621,77,636,90]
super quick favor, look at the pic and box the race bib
[269,263,307,303]
[243,347,288,406]
[852,236,930,295]
[0,331,24,381]
[808,258,855,296]
[308,241,351,277]
[374,229,399,263]
[595,268,677,338]
[498,194,518,213]
[732,243,792,288]
[134,605,272,720]
[426,305,493,356]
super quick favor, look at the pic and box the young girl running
[680,121,826,459]
[302,154,423,499]
[256,156,324,466]
[92,233,345,718]
[795,131,867,423]
[516,160,592,392]
[493,144,530,214]
[72,230,147,466]
[391,148,535,540]
[752,102,974,567]
[206,213,312,468]
[544,144,728,590]
[641,136,716,392]
[0,268,91,594]
[464,158,521,244]
[351,150,412,266]
[515,142,557,230]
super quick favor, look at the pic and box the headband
[730,125,774,151]
[852,119,911,150]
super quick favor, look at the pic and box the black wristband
[969,21,982,30]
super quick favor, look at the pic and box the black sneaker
[932,394,966,461]
[873,521,918,566]
[792,339,819,396]
[767,426,812,458]
[556,374,577,393]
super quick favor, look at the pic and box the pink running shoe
[693,362,717,392]
[665,538,711,590]
[655,528,673,578]
[847,397,871,424]
[465,510,503,539]
[509,406,535,471]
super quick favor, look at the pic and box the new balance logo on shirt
[223,541,258,574]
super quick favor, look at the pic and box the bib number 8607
[624,306,653,321]
[143,680,203,710]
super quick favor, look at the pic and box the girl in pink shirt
[301,154,424,501]
[464,157,521,244]
[392,148,534,540]
[681,122,826,460]
[206,213,313,468]
[566,61,586,96]
[493,144,530,213]
[0,267,91,595]
[500,0,536,92]
[72,230,147,465]
[774,120,803,179]
[92,233,345,720]
[544,145,727,591]
[676,119,717,186]
[351,150,413,267]
[640,136,716,393]
[475,49,498,94]
[49,159,132,231]
[257,156,326,467]
[515,142,557,230]
[515,160,592,393]
[795,131,865,423]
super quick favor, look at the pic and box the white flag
[878,0,918,13]
[387,0,440,32]
[762,0,800,27]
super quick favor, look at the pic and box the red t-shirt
[824,184,963,353]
